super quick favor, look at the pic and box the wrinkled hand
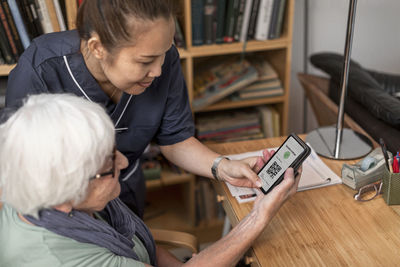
[253,165,301,223]
[217,149,274,188]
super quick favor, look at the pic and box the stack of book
[195,108,264,143]
[231,57,283,101]
[257,105,280,138]
[192,57,258,111]
[193,56,283,110]
[191,0,287,46]
[0,0,75,65]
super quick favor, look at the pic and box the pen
[393,156,399,173]
[379,138,393,173]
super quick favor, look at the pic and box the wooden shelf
[187,38,291,58]
[0,64,15,76]
[146,169,194,190]
[194,95,286,112]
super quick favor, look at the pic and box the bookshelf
[178,0,294,135]
[0,0,294,241]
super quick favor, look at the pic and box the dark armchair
[298,52,400,153]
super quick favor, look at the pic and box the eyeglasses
[89,147,117,180]
[353,181,383,202]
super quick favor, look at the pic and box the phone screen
[258,136,306,192]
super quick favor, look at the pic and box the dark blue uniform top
[6,30,195,217]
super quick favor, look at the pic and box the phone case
[259,133,311,194]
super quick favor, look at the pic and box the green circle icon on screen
[284,151,291,159]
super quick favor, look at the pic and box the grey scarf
[25,198,157,266]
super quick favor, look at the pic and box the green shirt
[0,204,150,267]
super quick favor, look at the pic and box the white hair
[0,94,115,217]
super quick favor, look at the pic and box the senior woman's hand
[217,148,274,188]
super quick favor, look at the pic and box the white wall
[289,0,400,134]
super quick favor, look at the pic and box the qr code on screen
[266,161,281,179]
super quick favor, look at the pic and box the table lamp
[306,0,373,159]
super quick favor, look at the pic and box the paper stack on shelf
[195,108,264,143]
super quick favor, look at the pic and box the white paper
[225,144,342,203]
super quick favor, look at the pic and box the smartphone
[258,133,311,194]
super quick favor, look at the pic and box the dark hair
[76,0,176,51]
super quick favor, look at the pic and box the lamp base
[306,126,373,160]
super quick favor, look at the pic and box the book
[52,0,66,31]
[192,59,258,111]
[2,0,24,56]
[223,0,238,43]
[254,0,274,41]
[248,56,279,82]
[233,0,245,42]
[7,0,30,49]
[239,0,253,42]
[17,0,41,39]
[191,0,204,46]
[0,2,19,61]
[45,0,60,32]
[267,0,280,39]
[20,0,43,36]
[214,0,226,44]
[65,0,77,30]
[203,0,215,44]
[271,107,280,136]
[36,0,54,33]
[0,13,14,64]
[232,87,283,100]
[258,106,274,138]
[239,78,281,92]
[270,0,286,39]
[196,108,263,142]
[246,0,260,39]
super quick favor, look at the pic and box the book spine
[35,0,54,33]
[247,0,260,39]
[203,0,215,44]
[2,1,24,55]
[192,65,258,110]
[191,0,204,46]
[198,124,260,139]
[26,0,43,35]
[271,0,286,39]
[254,0,273,41]
[8,0,31,49]
[52,0,66,31]
[214,0,226,44]
[0,2,19,61]
[223,0,238,43]
[18,0,39,39]
[65,0,77,30]
[267,0,280,39]
[233,0,245,42]
[45,0,60,32]
[239,0,253,42]
[0,8,15,64]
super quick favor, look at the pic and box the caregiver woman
[5,0,264,217]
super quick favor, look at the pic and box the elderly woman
[0,94,299,266]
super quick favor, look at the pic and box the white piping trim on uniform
[64,56,137,177]
[115,127,129,131]
[121,159,139,181]
[63,56,93,102]
[115,95,132,128]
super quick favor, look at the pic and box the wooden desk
[207,136,400,266]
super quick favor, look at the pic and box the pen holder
[382,167,400,205]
